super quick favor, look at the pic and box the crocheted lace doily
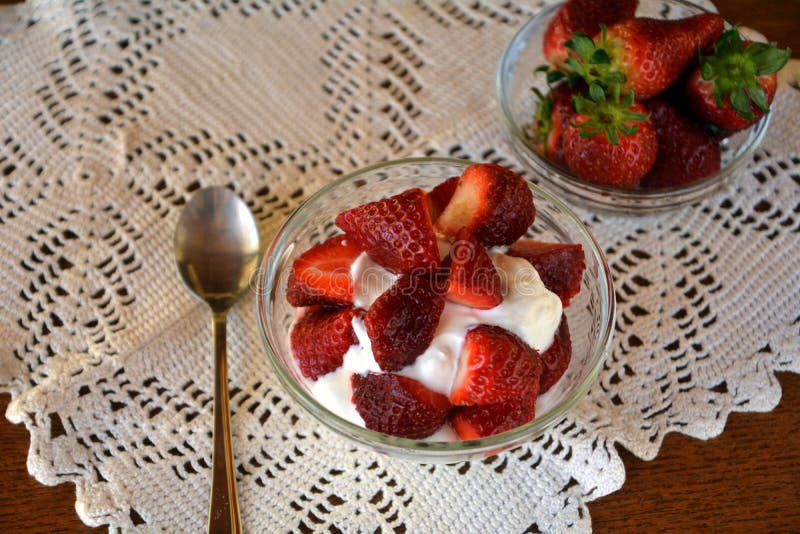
[1,1,797,531]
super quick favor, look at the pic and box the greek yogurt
[304,251,563,436]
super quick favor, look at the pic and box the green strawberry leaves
[570,83,649,146]
[700,27,791,120]
[564,26,627,90]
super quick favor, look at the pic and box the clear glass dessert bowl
[255,157,615,463]
[496,0,771,213]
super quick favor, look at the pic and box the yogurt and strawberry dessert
[286,163,585,440]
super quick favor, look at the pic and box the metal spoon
[174,186,260,534]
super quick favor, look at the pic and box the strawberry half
[445,229,502,310]
[450,325,542,406]
[351,372,452,439]
[451,394,537,440]
[685,29,790,131]
[335,187,440,275]
[543,0,639,66]
[365,274,445,372]
[641,99,721,189]
[286,235,363,307]
[539,314,572,394]
[290,306,362,380]
[507,239,585,306]
[561,86,657,189]
[435,163,535,247]
[428,176,460,221]
[565,14,724,100]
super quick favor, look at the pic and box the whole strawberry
[561,85,657,189]
[685,28,790,131]
[565,14,724,100]
[530,81,579,166]
[641,99,721,188]
[543,0,638,66]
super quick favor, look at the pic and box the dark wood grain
[714,0,800,52]
[590,372,800,532]
[0,394,99,533]
[1,1,797,532]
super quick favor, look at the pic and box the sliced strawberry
[290,306,362,380]
[445,229,502,310]
[286,235,363,307]
[435,163,535,247]
[335,187,440,274]
[450,325,542,406]
[428,176,460,221]
[507,239,585,307]
[351,372,452,439]
[364,274,445,372]
[539,314,572,394]
[451,394,537,440]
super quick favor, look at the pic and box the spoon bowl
[175,186,260,533]
[175,187,260,310]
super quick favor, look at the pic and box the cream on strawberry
[286,164,582,440]
[304,250,562,439]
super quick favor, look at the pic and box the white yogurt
[305,251,563,437]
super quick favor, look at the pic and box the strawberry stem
[700,28,791,120]
[564,26,627,90]
[571,83,648,146]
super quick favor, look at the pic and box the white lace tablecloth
[1,1,798,532]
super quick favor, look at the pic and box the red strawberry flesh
[450,324,542,406]
[435,163,535,247]
[641,99,721,188]
[351,372,452,439]
[365,274,445,372]
[507,239,585,306]
[335,187,440,275]
[286,235,363,307]
[538,314,572,393]
[451,394,537,440]
[446,229,502,310]
[290,306,362,380]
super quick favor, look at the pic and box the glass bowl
[255,157,615,463]
[497,0,771,213]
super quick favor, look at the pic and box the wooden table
[1,1,798,532]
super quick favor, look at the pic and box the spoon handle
[208,311,242,534]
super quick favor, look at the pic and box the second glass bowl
[497,0,770,213]
[256,157,615,463]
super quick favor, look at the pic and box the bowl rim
[495,0,771,210]
[255,157,616,460]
